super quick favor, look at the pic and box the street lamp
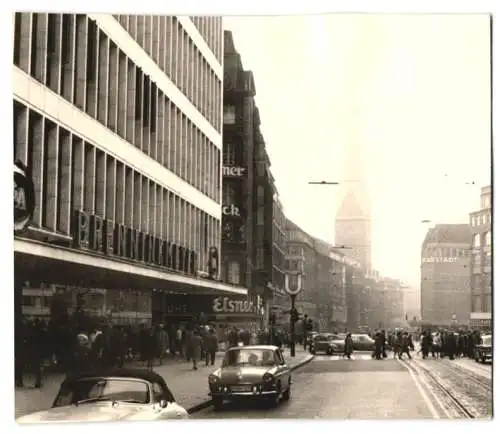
[284,271,303,358]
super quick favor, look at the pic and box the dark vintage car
[474,334,492,364]
[16,369,189,424]
[351,334,376,351]
[310,334,339,355]
[208,345,291,410]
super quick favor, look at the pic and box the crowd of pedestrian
[15,317,282,389]
[337,328,489,362]
[417,329,484,360]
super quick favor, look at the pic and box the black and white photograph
[6,0,495,428]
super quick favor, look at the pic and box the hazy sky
[224,14,491,286]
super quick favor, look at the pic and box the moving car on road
[474,334,492,364]
[208,345,291,411]
[16,369,189,424]
[310,334,339,355]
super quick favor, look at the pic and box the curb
[186,354,315,414]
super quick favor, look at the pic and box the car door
[276,349,290,389]
[152,382,187,419]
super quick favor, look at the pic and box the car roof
[63,368,166,384]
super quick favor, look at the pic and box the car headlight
[262,373,274,383]
[208,374,219,384]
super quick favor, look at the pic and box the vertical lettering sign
[71,209,198,276]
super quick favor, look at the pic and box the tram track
[400,358,476,419]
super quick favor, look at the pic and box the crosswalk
[314,353,376,361]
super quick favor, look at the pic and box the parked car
[351,334,376,351]
[474,334,492,364]
[16,369,189,424]
[310,334,339,355]
[208,345,291,410]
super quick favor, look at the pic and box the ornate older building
[221,30,285,326]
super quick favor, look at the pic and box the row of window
[223,142,244,167]
[470,211,491,227]
[115,15,222,131]
[473,231,492,247]
[13,101,219,270]
[472,294,492,313]
[422,247,471,258]
[13,13,221,201]
[190,16,223,62]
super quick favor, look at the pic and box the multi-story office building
[469,185,492,329]
[420,224,472,327]
[13,13,248,328]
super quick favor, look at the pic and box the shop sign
[422,257,457,264]
[222,204,240,217]
[222,166,246,177]
[213,296,259,314]
[72,209,197,276]
[14,161,35,233]
[163,294,261,317]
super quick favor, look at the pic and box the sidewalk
[15,348,313,418]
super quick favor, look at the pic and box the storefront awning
[14,238,247,296]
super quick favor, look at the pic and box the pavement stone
[14,348,313,419]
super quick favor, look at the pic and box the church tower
[335,136,372,271]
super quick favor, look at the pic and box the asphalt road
[192,351,436,419]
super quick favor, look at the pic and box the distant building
[335,138,372,271]
[420,224,472,327]
[270,192,288,314]
[284,218,318,319]
[469,186,492,329]
[313,238,347,330]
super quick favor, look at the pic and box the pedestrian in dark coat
[374,332,383,360]
[399,332,413,359]
[343,333,354,359]
[190,330,202,370]
[203,328,219,366]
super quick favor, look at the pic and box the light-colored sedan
[208,345,292,410]
[16,369,189,424]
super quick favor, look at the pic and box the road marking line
[397,358,441,420]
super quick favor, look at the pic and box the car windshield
[482,336,492,346]
[222,348,276,367]
[53,378,150,407]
